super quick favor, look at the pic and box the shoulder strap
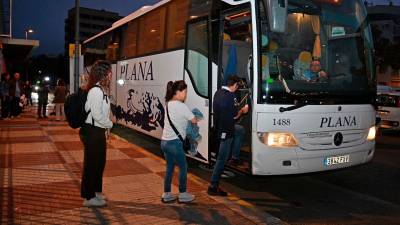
[93,85,108,103]
[166,103,184,143]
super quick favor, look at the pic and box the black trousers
[1,97,11,118]
[37,100,47,117]
[11,97,21,117]
[79,124,107,200]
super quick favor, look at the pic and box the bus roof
[83,0,171,44]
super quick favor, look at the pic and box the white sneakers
[83,197,106,207]
[83,193,107,207]
[178,192,195,203]
[95,192,106,201]
[161,192,195,203]
[161,192,177,203]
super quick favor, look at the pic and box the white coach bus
[81,0,377,175]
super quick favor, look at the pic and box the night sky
[12,0,400,56]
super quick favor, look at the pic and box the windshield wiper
[279,100,308,112]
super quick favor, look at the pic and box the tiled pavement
[0,107,273,225]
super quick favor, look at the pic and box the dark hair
[86,60,111,91]
[226,75,242,87]
[1,73,9,81]
[57,79,65,86]
[165,80,187,102]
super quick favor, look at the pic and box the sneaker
[178,192,195,203]
[161,192,177,203]
[95,192,106,201]
[221,170,235,178]
[83,197,107,207]
[207,186,228,197]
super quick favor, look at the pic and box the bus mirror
[264,0,287,33]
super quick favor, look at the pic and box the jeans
[210,137,233,187]
[161,139,187,193]
[79,124,107,200]
[232,124,245,160]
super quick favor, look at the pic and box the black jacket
[213,88,238,139]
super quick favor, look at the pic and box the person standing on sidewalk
[23,81,33,106]
[0,73,11,119]
[79,60,113,207]
[37,80,49,118]
[208,76,249,196]
[53,79,68,121]
[9,72,24,117]
[161,80,198,203]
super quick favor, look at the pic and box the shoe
[229,158,243,166]
[38,116,42,119]
[178,192,195,203]
[95,192,106,201]
[83,197,107,207]
[207,186,228,196]
[221,170,235,178]
[161,192,177,203]
[43,116,48,118]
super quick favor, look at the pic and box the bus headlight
[367,126,376,141]
[257,132,298,147]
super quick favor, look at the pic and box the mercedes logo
[334,132,343,146]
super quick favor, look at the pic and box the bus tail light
[258,132,298,147]
[367,126,376,141]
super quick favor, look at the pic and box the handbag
[166,103,191,152]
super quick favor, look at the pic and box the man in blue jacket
[208,76,249,196]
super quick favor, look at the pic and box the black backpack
[64,85,105,129]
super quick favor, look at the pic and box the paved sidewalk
[0,107,273,225]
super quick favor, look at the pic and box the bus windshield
[258,0,375,105]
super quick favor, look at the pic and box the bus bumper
[252,136,375,175]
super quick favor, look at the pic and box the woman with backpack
[53,79,68,121]
[79,60,113,207]
[161,80,198,203]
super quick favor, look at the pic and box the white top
[161,100,194,141]
[85,86,113,129]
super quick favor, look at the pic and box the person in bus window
[208,76,249,196]
[304,60,328,81]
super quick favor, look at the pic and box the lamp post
[25,29,33,39]
[74,0,80,92]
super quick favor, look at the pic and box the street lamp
[25,29,33,39]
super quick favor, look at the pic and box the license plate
[324,155,350,166]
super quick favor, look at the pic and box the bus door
[183,17,211,163]
[213,4,253,173]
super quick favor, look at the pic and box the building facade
[368,3,400,88]
[64,7,121,57]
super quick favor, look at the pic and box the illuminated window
[166,0,190,49]
[137,6,166,55]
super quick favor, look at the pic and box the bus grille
[296,129,368,150]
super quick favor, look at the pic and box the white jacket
[85,86,113,129]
